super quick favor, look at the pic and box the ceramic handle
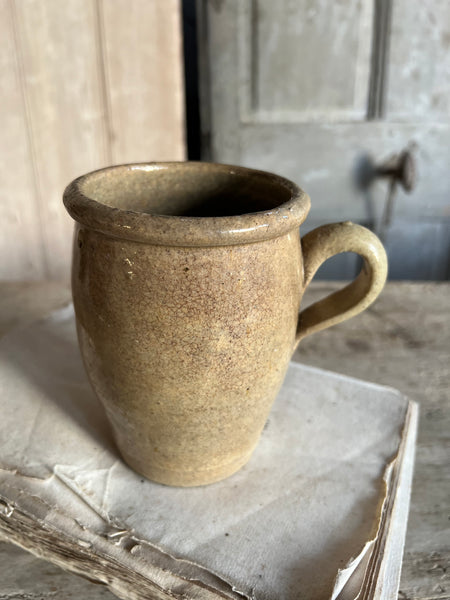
[295,221,388,348]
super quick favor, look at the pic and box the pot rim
[63,162,311,247]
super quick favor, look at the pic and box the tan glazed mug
[64,162,388,487]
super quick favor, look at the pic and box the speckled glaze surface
[64,162,388,486]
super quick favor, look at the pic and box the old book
[0,307,417,600]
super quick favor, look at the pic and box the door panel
[245,0,373,119]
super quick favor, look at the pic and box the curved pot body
[64,162,387,486]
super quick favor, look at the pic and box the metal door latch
[374,149,416,193]
[355,148,417,241]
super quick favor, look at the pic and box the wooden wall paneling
[0,1,46,280]
[12,0,110,280]
[386,0,450,121]
[2,0,185,281]
[99,0,185,164]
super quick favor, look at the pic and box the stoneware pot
[63,162,388,487]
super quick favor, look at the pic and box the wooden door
[198,0,450,279]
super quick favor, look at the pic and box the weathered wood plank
[99,0,186,163]
[387,0,450,121]
[12,0,109,280]
[0,1,46,280]
[240,122,450,223]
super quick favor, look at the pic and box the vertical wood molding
[367,0,393,119]
[196,0,212,160]
[249,0,259,112]
[99,0,186,164]
[94,0,114,166]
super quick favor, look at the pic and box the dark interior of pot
[79,164,292,218]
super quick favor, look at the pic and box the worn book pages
[0,307,417,600]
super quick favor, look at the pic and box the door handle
[374,149,416,193]
[355,148,417,242]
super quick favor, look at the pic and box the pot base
[120,448,256,487]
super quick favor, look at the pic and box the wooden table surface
[0,281,448,600]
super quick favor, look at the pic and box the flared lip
[63,162,311,247]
